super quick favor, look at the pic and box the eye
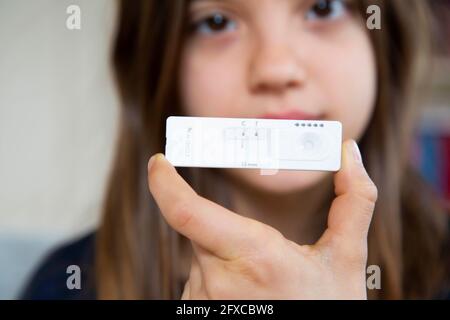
[305,0,347,21]
[191,13,237,35]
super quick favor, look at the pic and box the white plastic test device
[165,116,342,172]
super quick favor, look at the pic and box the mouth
[259,110,323,121]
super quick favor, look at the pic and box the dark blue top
[20,232,97,300]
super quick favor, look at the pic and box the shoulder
[19,231,97,300]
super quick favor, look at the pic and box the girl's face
[179,0,376,193]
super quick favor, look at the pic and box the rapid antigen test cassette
[165,116,342,172]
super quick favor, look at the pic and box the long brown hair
[96,0,449,299]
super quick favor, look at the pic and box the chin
[224,169,332,194]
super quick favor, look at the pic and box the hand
[147,140,377,299]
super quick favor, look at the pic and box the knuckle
[358,180,378,204]
[233,229,287,285]
[247,220,283,243]
[244,222,286,257]
[245,221,268,245]
[357,192,377,223]
[234,252,276,285]
[171,198,195,229]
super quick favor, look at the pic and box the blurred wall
[0,0,119,298]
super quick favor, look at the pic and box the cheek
[179,47,246,117]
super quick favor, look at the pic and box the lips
[260,110,322,121]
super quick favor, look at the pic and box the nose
[248,40,306,94]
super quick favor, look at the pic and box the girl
[23,0,449,299]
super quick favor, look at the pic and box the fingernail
[349,140,362,164]
[148,153,164,170]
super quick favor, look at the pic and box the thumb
[318,140,378,259]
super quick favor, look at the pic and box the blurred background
[0,0,449,299]
[0,0,119,298]
[414,1,450,210]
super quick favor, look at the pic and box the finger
[148,153,260,260]
[318,140,378,257]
